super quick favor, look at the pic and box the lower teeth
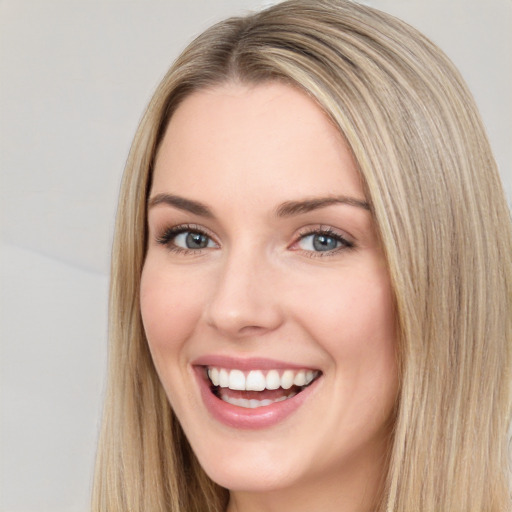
[220,392,298,409]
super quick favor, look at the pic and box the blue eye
[173,231,215,249]
[157,225,217,252]
[297,231,352,253]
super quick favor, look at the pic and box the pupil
[186,232,208,249]
[313,234,338,251]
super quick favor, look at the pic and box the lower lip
[194,367,321,429]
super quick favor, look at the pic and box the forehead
[152,82,365,204]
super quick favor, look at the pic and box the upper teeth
[207,367,318,391]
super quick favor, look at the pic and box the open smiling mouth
[206,367,322,409]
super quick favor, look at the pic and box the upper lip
[191,354,320,372]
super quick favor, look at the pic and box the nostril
[205,308,283,338]
[238,325,268,335]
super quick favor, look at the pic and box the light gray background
[1,1,510,511]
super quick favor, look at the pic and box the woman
[92,1,512,510]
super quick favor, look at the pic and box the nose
[203,247,284,338]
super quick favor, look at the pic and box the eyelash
[156,224,216,255]
[293,227,354,257]
[155,224,355,257]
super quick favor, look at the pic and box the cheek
[139,259,205,353]
[294,270,396,351]
[292,267,398,407]
[305,271,398,427]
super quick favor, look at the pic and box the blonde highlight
[93,1,512,510]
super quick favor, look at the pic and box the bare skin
[141,82,398,512]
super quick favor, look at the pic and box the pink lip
[192,354,316,371]
[192,356,321,429]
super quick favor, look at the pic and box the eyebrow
[275,196,370,216]
[148,193,214,217]
[147,193,370,218]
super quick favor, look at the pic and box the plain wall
[1,1,510,511]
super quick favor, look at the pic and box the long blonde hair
[92,1,512,510]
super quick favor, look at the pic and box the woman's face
[141,82,398,506]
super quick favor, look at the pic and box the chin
[192,437,303,492]
[204,462,298,493]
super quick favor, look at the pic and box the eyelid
[290,225,355,255]
[155,223,219,253]
[153,222,354,257]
